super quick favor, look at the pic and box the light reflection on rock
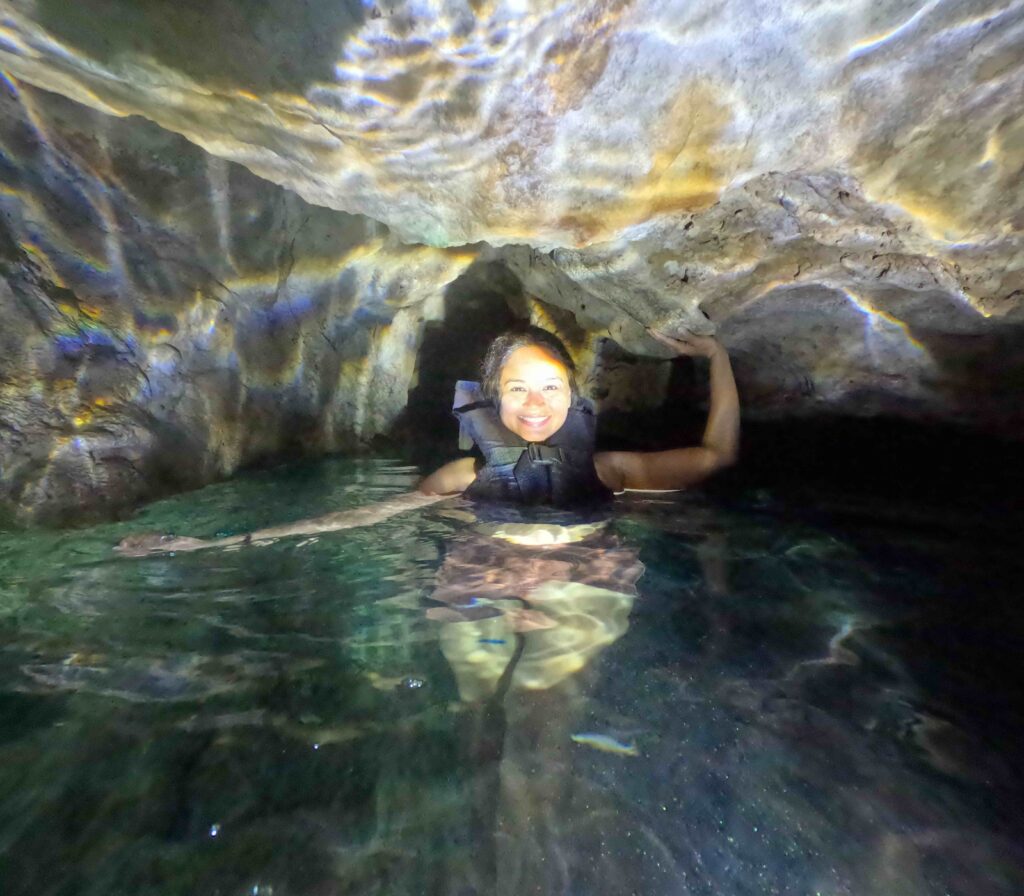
[0,83,472,523]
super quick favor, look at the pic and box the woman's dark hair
[481,326,578,403]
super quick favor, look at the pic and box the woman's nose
[523,389,546,407]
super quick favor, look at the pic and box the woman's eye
[507,386,526,393]
[543,384,562,391]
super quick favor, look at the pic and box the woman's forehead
[500,345,569,381]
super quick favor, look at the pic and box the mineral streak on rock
[0,1,1023,522]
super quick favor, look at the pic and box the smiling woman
[117,324,739,555]
[497,345,573,442]
[419,324,740,501]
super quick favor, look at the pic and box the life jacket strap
[526,443,564,465]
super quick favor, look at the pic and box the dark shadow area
[731,417,1024,528]
[31,0,367,94]
[910,323,1024,436]
[799,484,1024,803]
[711,419,1024,770]
[606,396,1024,535]
[715,421,1024,802]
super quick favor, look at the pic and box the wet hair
[480,326,578,403]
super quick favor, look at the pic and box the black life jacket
[453,381,613,510]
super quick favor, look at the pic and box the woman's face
[498,345,572,442]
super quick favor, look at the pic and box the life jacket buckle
[527,443,563,465]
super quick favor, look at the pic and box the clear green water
[0,458,1021,895]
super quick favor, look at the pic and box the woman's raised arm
[594,330,740,492]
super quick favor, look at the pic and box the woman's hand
[115,533,210,557]
[646,327,723,359]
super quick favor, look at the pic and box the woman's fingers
[646,327,709,356]
[114,533,208,556]
[646,327,683,348]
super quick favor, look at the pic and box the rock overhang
[0,0,1023,522]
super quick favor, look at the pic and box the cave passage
[1,1,1024,891]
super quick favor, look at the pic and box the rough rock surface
[4,1,1022,248]
[0,84,471,524]
[1,1,1023,521]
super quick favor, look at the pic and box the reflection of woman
[428,523,644,701]
[433,521,647,895]
[117,326,738,554]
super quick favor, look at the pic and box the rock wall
[0,83,471,524]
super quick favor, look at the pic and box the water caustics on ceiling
[1,0,1023,522]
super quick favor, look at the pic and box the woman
[116,326,738,555]
[416,326,737,896]
[420,326,739,501]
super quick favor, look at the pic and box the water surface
[0,458,1021,895]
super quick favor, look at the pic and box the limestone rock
[490,168,1024,426]
[1,3,1020,419]
[0,84,471,524]
[1,1,1021,248]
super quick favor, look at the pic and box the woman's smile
[516,413,553,431]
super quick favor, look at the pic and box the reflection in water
[429,524,641,698]
[0,459,1022,894]
[429,520,645,894]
